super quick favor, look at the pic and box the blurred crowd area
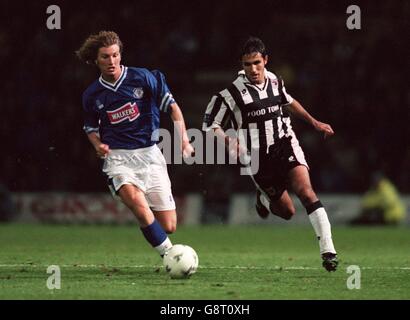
[1,0,409,197]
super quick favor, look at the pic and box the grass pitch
[0,224,409,300]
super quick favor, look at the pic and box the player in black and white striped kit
[202,37,338,271]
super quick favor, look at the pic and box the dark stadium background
[1,0,409,200]
[1,0,410,303]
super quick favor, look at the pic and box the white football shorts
[102,144,176,211]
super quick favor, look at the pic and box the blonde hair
[76,31,123,65]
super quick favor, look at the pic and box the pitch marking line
[0,264,409,270]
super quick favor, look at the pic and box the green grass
[0,224,409,299]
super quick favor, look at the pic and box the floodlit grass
[0,224,409,299]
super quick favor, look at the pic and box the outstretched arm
[286,99,334,138]
[169,102,194,157]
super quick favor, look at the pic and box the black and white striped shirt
[202,70,297,154]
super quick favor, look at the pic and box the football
[163,244,199,279]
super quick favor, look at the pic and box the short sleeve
[202,92,234,132]
[148,70,176,113]
[279,77,293,105]
[82,92,99,134]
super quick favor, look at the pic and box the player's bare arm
[169,102,194,157]
[87,132,110,158]
[287,99,334,138]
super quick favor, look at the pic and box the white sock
[154,238,173,256]
[308,207,336,255]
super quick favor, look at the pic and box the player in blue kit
[76,31,194,257]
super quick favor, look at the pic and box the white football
[163,244,199,279]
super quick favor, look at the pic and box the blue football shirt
[82,66,175,149]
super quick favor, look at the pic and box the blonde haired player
[77,31,193,257]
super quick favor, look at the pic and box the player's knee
[164,223,176,234]
[296,186,316,206]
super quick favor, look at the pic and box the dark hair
[76,31,123,65]
[241,36,267,58]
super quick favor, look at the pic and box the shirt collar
[99,65,127,91]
